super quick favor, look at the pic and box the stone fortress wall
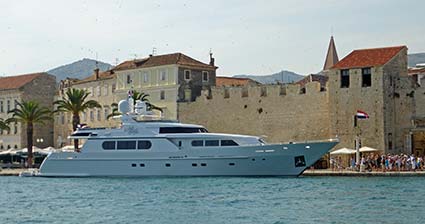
[178,82,331,144]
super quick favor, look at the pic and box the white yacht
[38,99,338,177]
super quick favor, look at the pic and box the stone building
[54,69,117,148]
[295,74,328,91]
[178,82,330,144]
[177,44,420,155]
[0,73,56,150]
[410,65,425,156]
[328,46,415,154]
[113,52,217,119]
[408,66,425,86]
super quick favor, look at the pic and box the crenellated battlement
[197,81,326,101]
[178,81,330,143]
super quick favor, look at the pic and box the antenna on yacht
[128,89,134,113]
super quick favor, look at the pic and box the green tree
[133,91,163,112]
[53,88,101,150]
[106,90,162,119]
[0,118,10,132]
[7,101,52,168]
[106,103,121,120]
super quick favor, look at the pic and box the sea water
[0,176,424,224]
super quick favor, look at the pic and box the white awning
[330,148,356,155]
[359,146,380,152]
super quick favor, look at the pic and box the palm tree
[54,88,101,150]
[132,91,163,112]
[106,103,121,120]
[7,101,52,168]
[0,118,10,132]
[106,90,162,119]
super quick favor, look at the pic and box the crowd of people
[330,153,425,172]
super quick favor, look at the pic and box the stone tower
[326,46,415,153]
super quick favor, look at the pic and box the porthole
[140,164,145,167]
[201,163,207,167]
[229,163,235,166]
[165,163,171,167]
[131,163,136,167]
[192,163,197,167]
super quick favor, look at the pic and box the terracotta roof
[114,53,216,71]
[296,74,328,88]
[0,72,47,90]
[216,77,260,87]
[74,70,115,84]
[332,46,406,69]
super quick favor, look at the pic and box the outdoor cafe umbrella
[330,147,356,155]
[359,146,380,153]
[60,145,83,152]
[0,149,17,156]
[19,146,41,154]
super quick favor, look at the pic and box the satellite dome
[118,100,130,114]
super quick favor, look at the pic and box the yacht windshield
[159,127,208,134]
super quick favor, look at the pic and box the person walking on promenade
[350,157,355,170]
[385,155,390,171]
[337,156,342,171]
[396,156,401,171]
[360,156,366,172]
[330,157,336,171]
[381,155,386,172]
[376,155,382,170]
[410,155,416,171]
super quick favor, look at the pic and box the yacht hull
[38,141,337,177]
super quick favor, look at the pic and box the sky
[1,0,424,77]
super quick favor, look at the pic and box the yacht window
[102,141,116,150]
[221,140,238,146]
[159,127,208,133]
[191,140,204,147]
[71,132,92,137]
[117,141,136,150]
[138,141,152,150]
[259,138,267,144]
[205,140,219,146]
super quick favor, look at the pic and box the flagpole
[354,115,360,170]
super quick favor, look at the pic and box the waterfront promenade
[0,168,24,176]
[1,168,425,177]
[302,169,425,177]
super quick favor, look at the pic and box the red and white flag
[356,110,369,119]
